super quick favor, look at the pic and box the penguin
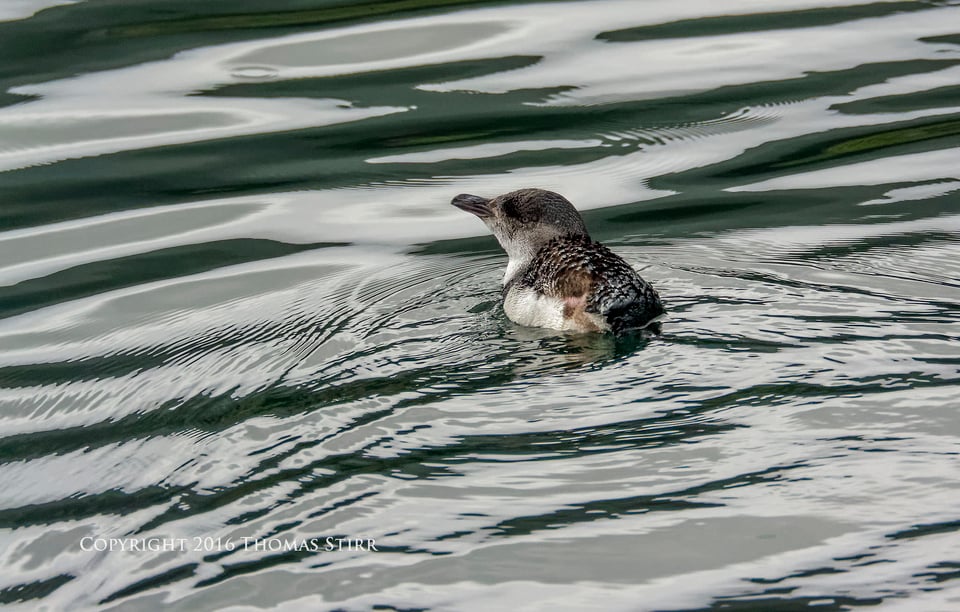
[452,188,664,334]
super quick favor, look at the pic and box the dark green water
[1,0,959,610]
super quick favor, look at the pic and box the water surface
[1,0,959,610]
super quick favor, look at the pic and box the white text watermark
[79,536,378,553]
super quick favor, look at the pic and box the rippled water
[1,0,959,610]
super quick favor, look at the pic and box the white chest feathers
[503,285,608,333]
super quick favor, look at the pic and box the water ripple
[0,0,959,610]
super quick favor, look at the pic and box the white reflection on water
[229,22,512,68]
[6,87,955,286]
[1,0,959,610]
[0,17,517,171]
[730,147,960,192]
[0,0,76,23]
[418,1,960,104]
[5,0,954,173]
[366,139,605,164]
[860,180,960,207]
[0,201,270,286]
[0,101,404,172]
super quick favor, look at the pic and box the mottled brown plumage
[516,234,664,334]
[452,188,664,334]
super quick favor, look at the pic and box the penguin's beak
[451,194,492,218]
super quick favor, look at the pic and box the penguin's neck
[503,255,532,286]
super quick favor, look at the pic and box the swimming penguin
[452,188,664,334]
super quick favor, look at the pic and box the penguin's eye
[501,197,535,223]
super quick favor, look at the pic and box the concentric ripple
[0,0,959,610]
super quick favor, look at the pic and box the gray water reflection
[0,0,958,610]
[231,22,512,67]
